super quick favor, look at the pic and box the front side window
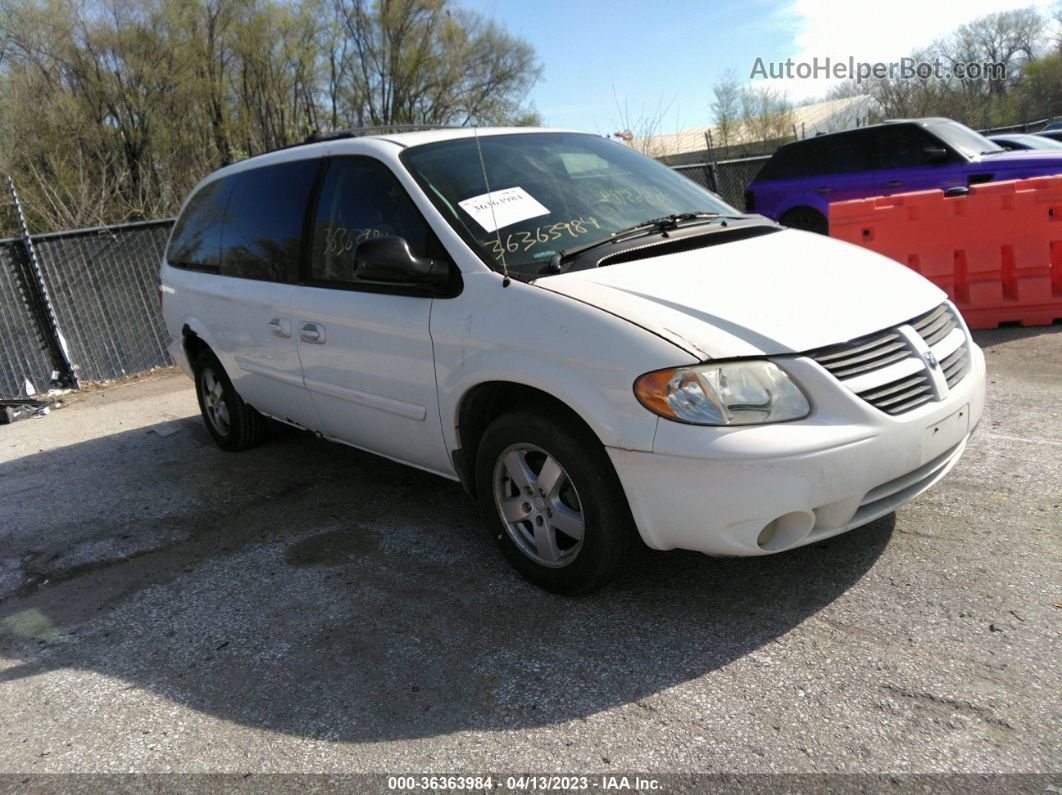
[219,159,320,282]
[878,126,940,169]
[401,132,735,276]
[308,158,438,285]
[167,177,234,270]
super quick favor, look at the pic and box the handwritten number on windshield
[483,216,600,260]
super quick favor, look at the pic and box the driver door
[876,125,965,195]
[294,156,453,475]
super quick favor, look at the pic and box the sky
[458,0,1056,135]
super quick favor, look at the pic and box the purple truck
[745,117,1062,234]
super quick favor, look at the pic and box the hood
[534,228,945,359]
[971,150,1062,168]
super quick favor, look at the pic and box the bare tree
[710,69,740,147]
[0,0,543,234]
[610,89,676,159]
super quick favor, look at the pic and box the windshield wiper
[545,212,725,274]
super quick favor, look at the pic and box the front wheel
[475,410,639,595]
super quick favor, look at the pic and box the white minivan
[161,127,985,594]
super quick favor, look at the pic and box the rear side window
[757,141,825,181]
[167,177,234,270]
[309,158,438,285]
[757,132,875,180]
[825,131,874,174]
[220,159,320,281]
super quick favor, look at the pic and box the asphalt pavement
[0,327,1058,777]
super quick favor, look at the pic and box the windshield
[401,132,737,276]
[930,120,1002,157]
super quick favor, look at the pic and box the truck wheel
[781,207,828,235]
[475,409,639,595]
[193,350,268,452]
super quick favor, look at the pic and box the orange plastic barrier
[829,176,1062,329]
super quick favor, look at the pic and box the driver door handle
[814,186,831,194]
[298,321,326,344]
[884,180,902,188]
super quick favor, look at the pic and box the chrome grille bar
[806,302,970,416]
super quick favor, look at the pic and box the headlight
[634,360,810,425]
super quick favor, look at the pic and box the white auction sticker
[457,187,550,233]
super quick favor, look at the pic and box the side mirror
[354,236,450,287]
[923,145,950,164]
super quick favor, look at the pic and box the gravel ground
[0,327,1059,778]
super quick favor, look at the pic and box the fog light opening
[757,520,778,549]
[756,511,815,552]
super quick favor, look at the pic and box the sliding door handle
[268,318,291,338]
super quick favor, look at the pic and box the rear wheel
[475,409,639,595]
[780,206,828,235]
[193,350,268,452]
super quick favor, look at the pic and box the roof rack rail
[240,124,471,163]
[302,123,469,143]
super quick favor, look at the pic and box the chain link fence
[672,155,771,211]
[0,218,174,400]
[34,220,175,384]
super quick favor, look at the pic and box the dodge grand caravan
[161,127,986,594]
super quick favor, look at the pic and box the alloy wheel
[200,368,231,436]
[492,443,585,568]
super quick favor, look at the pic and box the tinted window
[878,126,941,168]
[824,131,874,174]
[759,140,827,180]
[309,158,438,285]
[219,159,319,281]
[828,143,864,173]
[167,177,233,270]
[757,147,796,180]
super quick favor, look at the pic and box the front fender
[430,272,697,456]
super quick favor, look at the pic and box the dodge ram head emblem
[923,351,939,369]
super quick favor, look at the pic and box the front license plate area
[923,404,969,463]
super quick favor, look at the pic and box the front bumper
[607,343,986,556]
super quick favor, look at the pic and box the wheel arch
[777,194,829,218]
[452,381,606,497]
[179,320,226,375]
[779,204,829,234]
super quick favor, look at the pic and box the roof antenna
[473,126,510,287]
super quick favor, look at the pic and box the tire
[475,409,639,595]
[193,350,268,452]
[780,206,828,235]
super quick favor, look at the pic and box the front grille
[940,345,970,388]
[857,372,935,414]
[811,329,909,379]
[909,303,956,346]
[806,303,970,416]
